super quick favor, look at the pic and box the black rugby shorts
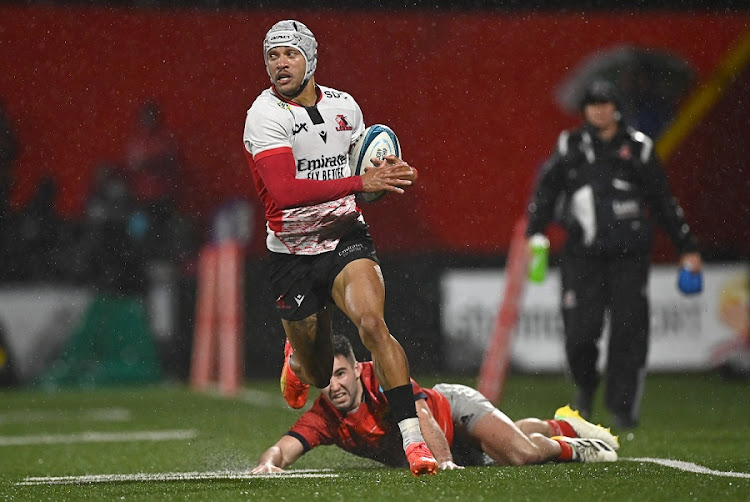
[268,222,379,321]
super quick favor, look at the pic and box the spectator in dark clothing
[12,177,63,280]
[124,100,179,261]
[81,163,144,294]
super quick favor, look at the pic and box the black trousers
[560,251,650,419]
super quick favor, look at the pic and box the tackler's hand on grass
[250,463,285,474]
[438,460,464,471]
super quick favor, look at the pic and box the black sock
[384,384,417,423]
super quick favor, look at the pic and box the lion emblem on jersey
[335,115,352,132]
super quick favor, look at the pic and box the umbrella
[555,45,695,137]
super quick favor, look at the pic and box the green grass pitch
[1,373,748,501]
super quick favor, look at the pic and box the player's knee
[298,356,332,388]
[308,364,333,388]
[356,313,388,348]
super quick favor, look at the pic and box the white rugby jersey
[244,85,366,255]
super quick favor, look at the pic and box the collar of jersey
[270,84,323,107]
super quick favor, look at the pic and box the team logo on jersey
[292,123,308,135]
[618,144,632,160]
[275,295,292,310]
[335,115,353,131]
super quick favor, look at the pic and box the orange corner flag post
[190,246,219,392]
[217,243,245,396]
[190,241,245,396]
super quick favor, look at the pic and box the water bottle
[677,265,703,295]
[528,234,550,283]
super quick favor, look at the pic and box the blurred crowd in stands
[0,99,197,296]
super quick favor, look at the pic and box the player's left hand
[360,157,413,195]
[370,155,418,185]
[438,460,464,470]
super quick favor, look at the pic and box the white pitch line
[0,408,132,425]
[14,459,750,485]
[17,469,338,485]
[0,429,196,446]
[623,457,750,479]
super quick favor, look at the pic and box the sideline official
[525,80,702,429]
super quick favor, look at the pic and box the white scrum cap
[263,20,318,85]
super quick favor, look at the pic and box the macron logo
[294,294,305,307]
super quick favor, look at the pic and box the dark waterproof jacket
[526,122,697,257]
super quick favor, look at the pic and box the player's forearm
[641,162,698,253]
[254,150,362,209]
[526,158,564,236]
[423,432,453,465]
[416,411,453,464]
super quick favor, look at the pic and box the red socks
[547,419,576,438]
[548,420,577,462]
[554,438,574,461]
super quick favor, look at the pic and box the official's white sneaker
[555,436,618,463]
[555,404,620,450]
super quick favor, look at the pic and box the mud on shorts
[269,221,379,321]
[433,383,498,466]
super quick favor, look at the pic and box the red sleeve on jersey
[288,398,340,451]
[251,149,363,209]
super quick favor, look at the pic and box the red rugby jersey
[287,362,453,467]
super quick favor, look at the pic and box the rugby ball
[349,124,401,203]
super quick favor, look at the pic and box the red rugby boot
[405,442,438,477]
[280,339,309,409]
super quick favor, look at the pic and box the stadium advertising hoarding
[0,288,92,382]
[441,264,748,373]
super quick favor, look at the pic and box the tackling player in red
[251,335,619,474]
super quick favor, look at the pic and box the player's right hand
[361,155,415,194]
[250,463,285,474]
[438,460,464,470]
